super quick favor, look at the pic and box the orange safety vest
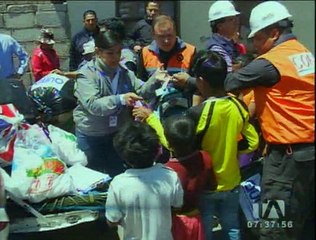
[142,43,196,76]
[255,39,315,144]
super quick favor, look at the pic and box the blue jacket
[69,28,99,71]
[206,33,239,72]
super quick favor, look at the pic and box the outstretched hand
[123,92,143,106]
[132,106,153,122]
[172,72,191,88]
[154,66,172,83]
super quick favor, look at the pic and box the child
[105,121,183,240]
[163,115,217,240]
[133,50,259,239]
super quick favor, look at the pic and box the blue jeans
[76,130,125,177]
[199,187,241,240]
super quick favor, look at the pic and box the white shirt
[106,163,183,240]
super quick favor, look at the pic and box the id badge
[109,116,118,127]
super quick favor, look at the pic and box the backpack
[156,85,191,120]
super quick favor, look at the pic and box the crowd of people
[0,1,314,240]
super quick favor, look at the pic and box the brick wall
[0,0,71,88]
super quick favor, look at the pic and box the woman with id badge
[73,30,160,177]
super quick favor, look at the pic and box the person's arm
[105,183,123,227]
[136,49,149,81]
[75,70,130,117]
[63,71,80,79]
[239,118,259,154]
[192,94,204,106]
[231,98,259,154]
[13,39,29,76]
[131,106,170,149]
[248,101,256,119]
[224,59,281,95]
[132,66,164,101]
[146,112,169,149]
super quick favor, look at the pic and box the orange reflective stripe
[142,43,196,76]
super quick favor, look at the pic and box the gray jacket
[73,57,159,136]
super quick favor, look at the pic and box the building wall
[285,1,315,53]
[67,1,115,37]
[0,0,70,88]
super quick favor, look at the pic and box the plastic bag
[48,125,87,166]
[28,73,77,120]
[9,124,76,203]
[0,104,25,166]
[239,173,261,222]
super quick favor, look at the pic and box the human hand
[123,92,143,106]
[132,106,153,122]
[172,72,191,88]
[133,45,142,53]
[63,71,79,79]
[154,66,172,83]
[232,62,243,71]
[50,69,64,75]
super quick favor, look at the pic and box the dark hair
[98,17,126,39]
[83,10,97,20]
[263,19,293,35]
[94,30,122,49]
[210,18,227,33]
[191,50,227,89]
[152,15,176,32]
[163,115,197,157]
[145,1,160,9]
[113,122,160,168]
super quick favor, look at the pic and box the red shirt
[235,42,247,55]
[31,46,60,81]
[165,151,217,213]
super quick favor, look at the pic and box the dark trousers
[259,143,315,240]
[76,130,126,178]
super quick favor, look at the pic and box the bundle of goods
[1,104,111,233]
[27,73,77,126]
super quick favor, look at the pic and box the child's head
[191,50,227,94]
[163,115,197,157]
[113,122,160,169]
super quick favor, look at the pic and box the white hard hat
[208,0,240,22]
[248,1,292,38]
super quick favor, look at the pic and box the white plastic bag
[48,125,87,166]
[9,124,76,203]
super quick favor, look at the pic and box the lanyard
[98,68,120,94]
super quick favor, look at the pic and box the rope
[35,192,107,213]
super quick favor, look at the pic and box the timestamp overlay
[247,199,294,229]
[247,220,293,229]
